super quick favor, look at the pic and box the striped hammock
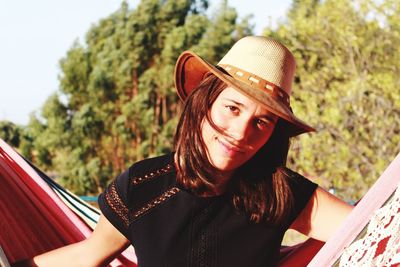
[0,139,137,266]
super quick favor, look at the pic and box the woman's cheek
[211,109,229,129]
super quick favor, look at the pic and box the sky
[0,0,292,125]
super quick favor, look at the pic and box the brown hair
[174,74,294,224]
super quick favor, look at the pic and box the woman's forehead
[218,87,251,101]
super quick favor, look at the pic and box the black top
[98,153,318,267]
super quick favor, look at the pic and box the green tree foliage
[0,120,21,147]
[265,0,400,200]
[20,0,251,195]
[0,120,34,160]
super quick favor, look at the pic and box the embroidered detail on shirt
[132,186,180,220]
[189,203,218,267]
[131,163,173,186]
[105,180,130,227]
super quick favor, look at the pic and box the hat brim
[174,51,315,137]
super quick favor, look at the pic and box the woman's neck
[174,153,233,197]
[203,171,232,196]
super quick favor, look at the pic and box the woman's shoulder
[127,152,175,180]
[278,166,305,178]
[278,166,316,186]
[104,152,176,206]
[280,167,318,195]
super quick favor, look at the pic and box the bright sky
[0,0,291,125]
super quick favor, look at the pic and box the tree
[0,120,21,147]
[265,0,400,200]
[24,0,252,195]
[0,120,35,161]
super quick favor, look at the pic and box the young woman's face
[201,87,278,176]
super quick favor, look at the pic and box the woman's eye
[256,119,270,129]
[226,105,239,113]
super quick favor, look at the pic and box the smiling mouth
[217,137,246,154]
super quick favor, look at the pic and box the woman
[25,36,352,266]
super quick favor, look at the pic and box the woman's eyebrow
[222,98,244,107]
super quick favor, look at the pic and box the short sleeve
[98,168,132,238]
[283,167,318,227]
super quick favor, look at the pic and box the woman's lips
[218,137,245,156]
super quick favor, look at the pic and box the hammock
[0,138,137,266]
[278,151,400,266]
[308,151,400,266]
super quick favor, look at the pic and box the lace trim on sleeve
[130,163,173,186]
[104,180,130,227]
[132,187,180,220]
[104,162,178,226]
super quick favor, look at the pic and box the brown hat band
[218,64,290,107]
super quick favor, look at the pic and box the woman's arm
[17,214,129,267]
[290,186,353,242]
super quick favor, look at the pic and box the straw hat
[174,36,315,137]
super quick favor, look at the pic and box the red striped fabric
[0,139,136,266]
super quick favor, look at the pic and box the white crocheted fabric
[339,185,400,267]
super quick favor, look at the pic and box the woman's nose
[227,118,252,141]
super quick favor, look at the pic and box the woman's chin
[210,157,242,174]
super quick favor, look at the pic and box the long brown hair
[174,74,294,224]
